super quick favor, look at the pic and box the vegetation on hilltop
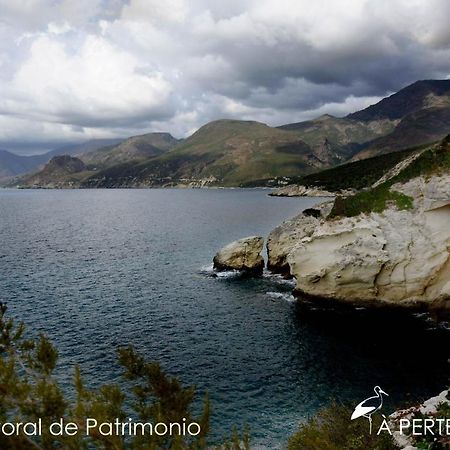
[81,132,179,169]
[330,185,414,218]
[389,134,450,182]
[328,135,450,218]
[277,145,424,192]
[83,120,323,187]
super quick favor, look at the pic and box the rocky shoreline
[268,184,336,197]
[213,139,450,316]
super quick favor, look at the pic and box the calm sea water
[0,188,448,448]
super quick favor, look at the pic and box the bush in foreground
[0,303,249,450]
[288,402,396,450]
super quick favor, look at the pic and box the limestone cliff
[267,137,450,313]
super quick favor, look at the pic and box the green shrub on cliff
[329,185,413,218]
[329,135,450,218]
[0,303,249,450]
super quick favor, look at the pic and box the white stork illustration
[351,386,389,434]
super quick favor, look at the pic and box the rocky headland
[284,177,450,311]
[216,136,450,315]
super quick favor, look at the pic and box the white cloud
[47,21,73,35]
[2,34,173,126]
[121,0,188,24]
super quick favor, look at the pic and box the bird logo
[351,386,389,434]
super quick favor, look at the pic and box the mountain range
[5,79,450,188]
[0,138,124,181]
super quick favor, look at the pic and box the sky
[1,0,450,155]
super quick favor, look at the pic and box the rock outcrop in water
[213,236,264,274]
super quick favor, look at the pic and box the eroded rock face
[267,174,450,312]
[267,202,333,276]
[267,214,319,276]
[213,236,264,274]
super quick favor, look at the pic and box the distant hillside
[13,133,180,188]
[80,132,179,168]
[278,80,450,164]
[349,79,450,159]
[46,138,125,159]
[18,155,88,188]
[276,144,428,193]
[353,106,450,160]
[348,79,450,121]
[0,150,47,180]
[83,120,330,187]
[12,79,450,189]
[278,114,394,160]
[0,138,124,182]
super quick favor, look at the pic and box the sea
[0,188,448,448]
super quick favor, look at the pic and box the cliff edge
[267,136,450,313]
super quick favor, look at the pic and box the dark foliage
[0,303,249,450]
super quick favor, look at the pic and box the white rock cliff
[269,174,450,312]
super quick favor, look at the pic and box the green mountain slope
[83,120,326,187]
[80,132,179,168]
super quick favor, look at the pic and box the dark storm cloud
[0,0,449,153]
